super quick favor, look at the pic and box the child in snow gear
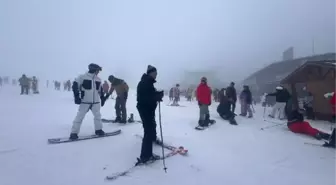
[108,75,129,123]
[69,63,107,140]
[267,86,291,119]
[226,82,237,112]
[287,110,330,140]
[217,88,237,125]
[196,77,214,128]
[19,74,29,95]
[239,85,253,118]
[136,65,164,163]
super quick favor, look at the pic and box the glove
[74,96,81,105]
[157,91,164,102]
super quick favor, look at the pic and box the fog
[0,0,335,88]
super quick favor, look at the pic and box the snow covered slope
[0,86,335,185]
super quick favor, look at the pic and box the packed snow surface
[0,86,335,185]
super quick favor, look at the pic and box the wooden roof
[281,60,336,84]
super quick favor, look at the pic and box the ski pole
[260,123,285,130]
[158,102,167,172]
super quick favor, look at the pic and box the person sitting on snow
[217,88,237,125]
[287,109,331,140]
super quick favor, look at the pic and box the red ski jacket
[196,83,211,105]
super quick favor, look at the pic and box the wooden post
[290,83,299,110]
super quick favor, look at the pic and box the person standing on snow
[19,74,30,95]
[226,82,237,113]
[196,77,214,128]
[267,86,291,120]
[239,85,253,118]
[171,84,180,106]
[69,63,109,140]
[136,65,164,163]
[108,75,129,123]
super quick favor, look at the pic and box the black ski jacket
[287,110,304,127]
[136,73,161,112]
[268,89,290,103]
[226,86,237,102]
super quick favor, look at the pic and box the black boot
[206,114,215,125]
[319,132,331,140]
[323,129,335,148]
[95,129,105,136]
[69,133,78,140]
[229,118,238,125]
[114,117,121,123]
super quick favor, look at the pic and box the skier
[186,87,193,101]
[19,74,29,95]
[69,63,108,140]
[287,109,331,140]
[261,93,267,107]
[169,87,174,101]
[226,82,237,113]
[239,85,253,118]
[31,76,39,94]
[217,88,237,125]
[267,86,291,119]
[196,77,214,129]
[171,84,180,106]
[108,75,129,123]
[136,65,164,163]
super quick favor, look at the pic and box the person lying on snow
[217,88,238,125]
[287,109,331,140]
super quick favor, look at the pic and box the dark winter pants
[137,106,157,160]
[115,97,127,121]
[288,121,322,138]
[20,85,29,95]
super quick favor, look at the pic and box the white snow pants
[71,103,102,134]
[270,102,286,119]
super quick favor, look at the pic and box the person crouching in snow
[217,88,238,125]
[196,77,214,128]
[267,86,290,120]
[287,109,331,140]
[69,63,109,140]
[239,85,253,118]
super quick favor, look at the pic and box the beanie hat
[147,65,157,74]
[276,86,283,90]
[88,63,102,72]
[108,75,114,82]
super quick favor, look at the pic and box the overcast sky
[0,0,335,87]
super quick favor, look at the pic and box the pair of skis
[105,135,188,181]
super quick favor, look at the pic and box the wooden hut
[281,60,335,120]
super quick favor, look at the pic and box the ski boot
[114,117,121,123]
[136,154,161,165]
[206,114,215,125]
[69,133,78,140]
[229,118,238,125]
[95,129,105,136]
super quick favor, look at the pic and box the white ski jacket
[76,72,102,104]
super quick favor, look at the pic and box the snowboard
[48,129,121,144]
[101,118,141,124]
[195,120,216,130]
